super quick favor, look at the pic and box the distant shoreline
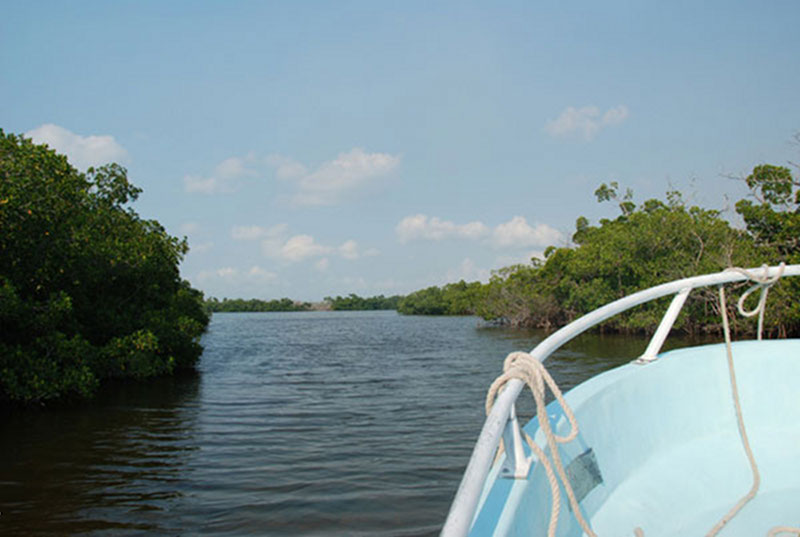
[204,294,402,313]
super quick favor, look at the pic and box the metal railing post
[636,287,691,364]
[500,404,533,479]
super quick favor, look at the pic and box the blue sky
[3,1,799,301]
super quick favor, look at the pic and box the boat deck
[592,428,800,536]
[469,340,800,537]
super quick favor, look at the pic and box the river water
[1,311,656,536]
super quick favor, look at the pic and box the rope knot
[724,263,785,339]
[485,351,593,537]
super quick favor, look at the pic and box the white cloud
[265,154,308,180]
[269,147,401,206]
[315,258,330,272]
[184,155,258,194]
[278,234,333,262]
[233,223,373,265]
[395,214,561,249]
[232,223,288,241]
[492,216,563,248]
[216,156,257,180]
[545,105,629,140]
[216,267,237,279]
[602,105,629,126]
[25,123,129,170]
[396,214,489,243]
[183,175,222,194]
[184,147,399,202]
[446,258,491,283]
[338,240,360,260]
[262,232,369,263]
[196,265,277,285]
[248,266,278,281]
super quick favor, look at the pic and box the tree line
[205,297,312,312]
[324,294,402,311]
[203,294,403,312]
[398,163,800,337]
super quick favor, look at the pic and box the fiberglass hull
[469,340,800,537]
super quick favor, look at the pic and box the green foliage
[475,191,776,333]
[397,280,483,315]
[95,329,165,379]
[734,162,800,335]
[594,181,635,216]
[398,286,448,315]
[401,163,800,336]
[206,294,403,313]
[204,297,312,313]
[735,164,800,261]
[0,130,209,405]
[475,264,564,328]
[527,197,761,333]
[325,294,402,311]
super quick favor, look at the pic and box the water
[0,311,655,536]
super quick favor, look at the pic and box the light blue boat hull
[470,340,800,537]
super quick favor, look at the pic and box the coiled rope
[486,351,598,537]
[485,264,800,537]
[726,264,786,341]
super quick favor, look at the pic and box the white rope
[708,263,800,537]
[725,264,786,340]
[486,351,597,537]
[767,527,800,537]
[706,283,762,537]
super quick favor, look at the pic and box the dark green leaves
[0,130,209,405]
[736,164,800,261]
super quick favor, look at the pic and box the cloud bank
[184,155,258,194]
[232,223,376,264]
[268,147,401,205]
[185,147,400,202]
[396,214,489,243]
[396,214,563,249]
[492,216,562,248]
[196,265,278,284]
[25,123,129,170]
[545,105,629,140]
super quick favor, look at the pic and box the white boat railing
[440,264,800,537]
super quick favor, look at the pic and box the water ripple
[0,311,644,536]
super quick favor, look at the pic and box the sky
[2,1,799,301]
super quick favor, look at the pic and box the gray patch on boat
[566,448,602,509]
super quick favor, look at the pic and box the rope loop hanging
[725,263,786,339]
[709,263,793,537]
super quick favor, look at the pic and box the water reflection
[477,324,642,375]
[0,375,200,536]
